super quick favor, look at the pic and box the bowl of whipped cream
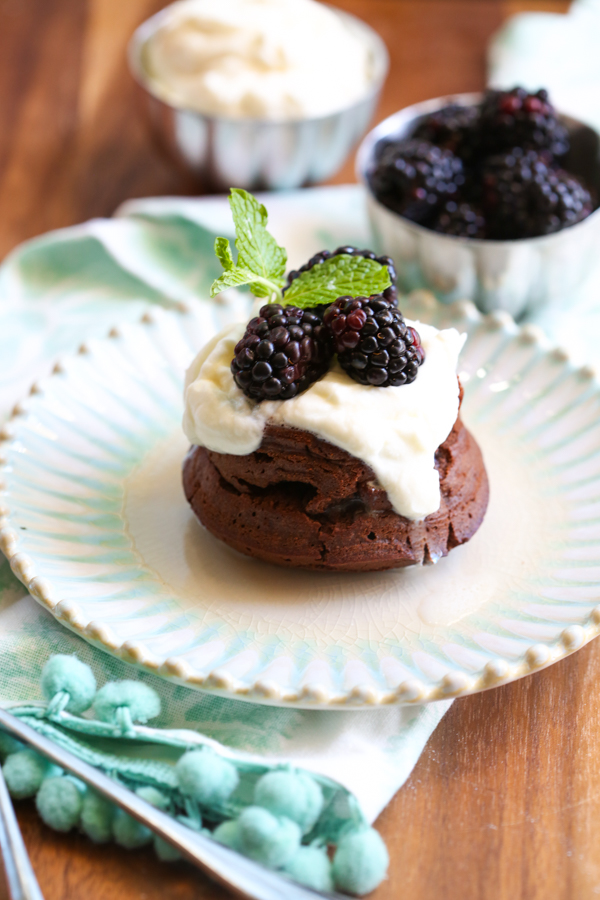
[128,0,388,191]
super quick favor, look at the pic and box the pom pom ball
[63,775,87,794]
[175,749,238,806]
[93,681,161,725]
[237,806,300,869]
[332,827,389,896]
[81,791,114,843]
[3,750,51,799]
[36,776,82,832]
[0,731,23,762]
[283,845,334,892]
[112,809,152,849]
[154,836,182,862]
[213,819,242,851]
[136,785,169,811]
[254,770,323,834]
[134,787,176,857]
[41,655,96,714]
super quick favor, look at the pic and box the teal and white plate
[1,292,600,709]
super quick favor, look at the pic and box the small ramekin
[128,4,388,193]
[356,93,600,319]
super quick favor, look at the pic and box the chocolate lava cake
[182,400,489,572]
[183,209,489,571]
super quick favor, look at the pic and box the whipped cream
[143,0,374,120]
[183,320,465,520]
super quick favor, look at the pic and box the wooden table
[4,2,596,899]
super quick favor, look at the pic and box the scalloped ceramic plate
[2,295,600,709]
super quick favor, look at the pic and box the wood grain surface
[1,2,590,900]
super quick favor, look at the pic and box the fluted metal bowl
[356,93,600,319]
[128,4,388,193]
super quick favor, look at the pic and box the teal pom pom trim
[93,681,161,726]
[213,819,242,851]
[3,652,379,895]
[254,770,323,834]
[112,809,153,849]
[332,827,389,896]
[81,791,114,843]
[237,806,300,869]
[154,836,182,862]
[176,749,239,806]
[0,730,23,762]
[41,655,96,714]
[36,776,82,832]
[3,750,51,799]
[283,845,334,892]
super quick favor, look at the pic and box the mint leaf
[210,267,259,297]
[215,236,235,271]
[283,255,391,308]
[230,189,287,289]
[246,277,277,299]
[211,189,287,301]
[210,267,285,298]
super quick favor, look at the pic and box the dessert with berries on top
[182,190,488,571]
[368,86,595,240]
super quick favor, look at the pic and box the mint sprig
[211,189,391,307]
[210,189,287,300]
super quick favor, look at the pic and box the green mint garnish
[211,189,391,306]
[282,254,391,308]
[210,189,287,300]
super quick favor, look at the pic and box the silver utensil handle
[0,766,44,900]
[0,709,343,900]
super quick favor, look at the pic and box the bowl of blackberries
[356,87,600,318]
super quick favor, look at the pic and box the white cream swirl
[183,320,465,520]
[143,0,374,120]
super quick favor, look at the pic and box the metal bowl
[356,93,600,319]
[128,4,388,193]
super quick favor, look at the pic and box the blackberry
[284,247,398,305]
[412,103,481,163]
[231,304,332,401]
[433,200,486,239]
[323,295,425,387]
[482,148,593,239]
[480,87,569,158]
[368,139,465,225]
